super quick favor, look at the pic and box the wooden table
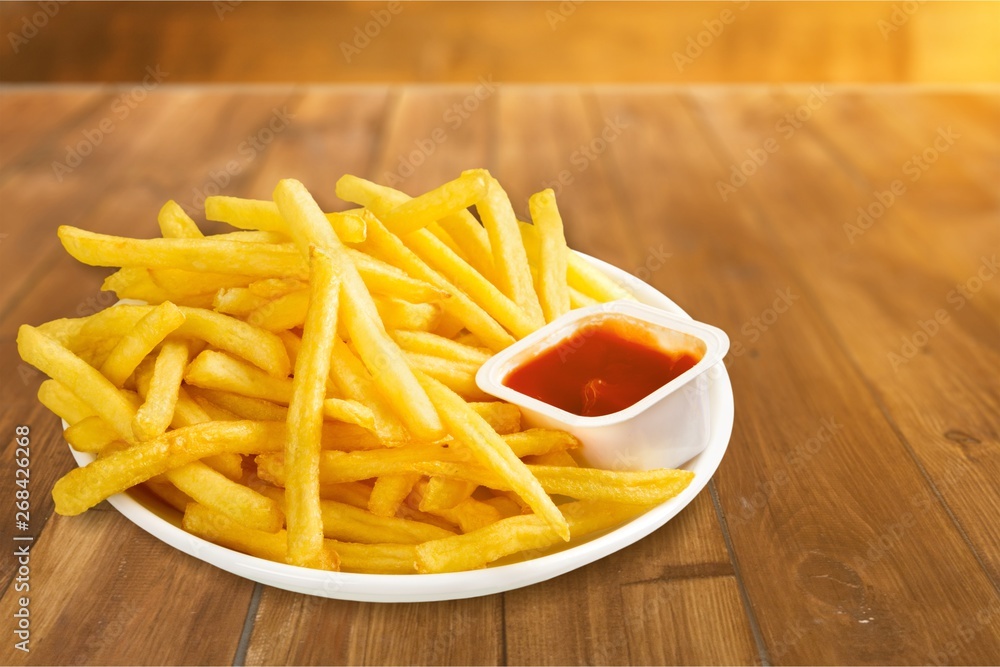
[0,85,997,665]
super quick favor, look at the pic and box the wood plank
[2,2,998,83]
[620,576,759,666]
[689,89,1000,590]
[0,89,298,319]
[0,90,107,174]
[367,86,497,193]
[0,511,254,665]
[245,591,503,665]
[240,89,390,208]
[595,91,1000,664]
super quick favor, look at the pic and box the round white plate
[68,252,734,602]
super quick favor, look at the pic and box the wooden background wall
[1,1,998,84]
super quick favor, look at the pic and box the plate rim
[67,251,734,602]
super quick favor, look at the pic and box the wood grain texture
[0,512,255,665]
[620,576,760,666]
[0,86,997,665]
[1,2,998,83]
[593,91,1000,664]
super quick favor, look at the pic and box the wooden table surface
[0,85,997,666]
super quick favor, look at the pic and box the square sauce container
[476,300,730,471]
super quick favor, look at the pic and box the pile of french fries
[18,170,694,574]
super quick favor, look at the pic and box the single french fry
[391,330,491,366]
[418,477,477,512]
[276,330,302,368]
[425,221,469,264]
[381,170,490,236]
[530,466,694,505]
[144,479,192,513]
[52,420,285,515]
[375,296,440,332]
[469,402,521,435]
[569,286,599,309]
[63,416,122,454]
[318,481,373,509]
[322,398,375,431]
[274,178,442,440]
[501,429,579,457]
[211,230,290,244]
[416,372,567,540]
[368,474,420,518]
[327,540,417,574]
[102,267,178,305]
[151,269,254,298]
[474,173,545,328]
[205,195,367,243]
[423,495,502,533]
[179,307,291,377]
[18,326,138,443]
[525,450,580,467]
[185,350,292,404]
[158,200,203,239]
[248,278,308,299]
[59,226,308,278]
[283,248,341,568]
[416,500,651,572]
[405,352,487,401]
[214,287,270,317]
[482,494,523,519]
[529,189,571,322]
[248,289,309,331]
[166,461,284,533]
[99,302,186,387]
[37,380,96,425]
[132,339,189,441]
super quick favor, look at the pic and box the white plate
[68,252,734,602]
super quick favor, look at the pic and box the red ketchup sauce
[503,320,702,417]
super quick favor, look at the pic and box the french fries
[19,169,700,577]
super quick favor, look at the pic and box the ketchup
[503,320,700,417]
